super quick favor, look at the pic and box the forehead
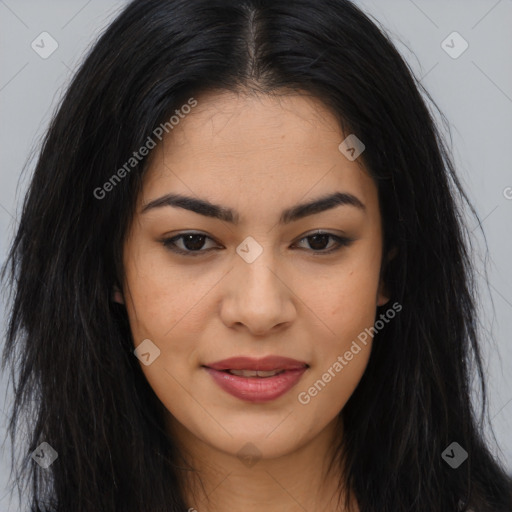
[141,90,378,219]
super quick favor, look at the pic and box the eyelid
[160,230,354,257]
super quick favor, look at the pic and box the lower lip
[204,367,307,402]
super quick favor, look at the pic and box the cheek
[125,276,202,423]
[122,252,207,399]
[294,252,380,411]
[296,286,375,420]
[312,252,382,339]
[310,275,376,362]
[122,250,206,341]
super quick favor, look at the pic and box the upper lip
[204,356,308,371]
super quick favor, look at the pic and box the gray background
[1,0,511,510]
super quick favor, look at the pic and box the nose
[219,250,296,336]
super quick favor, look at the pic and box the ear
[377,279,390,307]
[377,246,398,307]
[112,284,125,305]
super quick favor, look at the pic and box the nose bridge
[222,236,295,333]
[235,238,281,302]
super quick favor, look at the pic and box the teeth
[228,369,284,377]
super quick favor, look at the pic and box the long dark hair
[2,0,511,510]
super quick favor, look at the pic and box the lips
[203,356,308,402]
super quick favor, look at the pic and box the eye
[161,232,220,256]
[160,230,353,257]
[293,231,353,254]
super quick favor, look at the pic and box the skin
[117,90,391,512]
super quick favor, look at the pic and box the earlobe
[112,284,125,304]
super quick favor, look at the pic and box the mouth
[205,355,308,372]
[203,356,309,402]
[220,369,287,378]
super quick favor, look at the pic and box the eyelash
[160,231,353,257]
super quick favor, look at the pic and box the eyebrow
[141,191,366,224]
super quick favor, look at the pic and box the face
[119,90,390,461]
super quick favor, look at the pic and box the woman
[2,0,511,510]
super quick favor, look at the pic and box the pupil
[309,234,329,250]
[184,234,205,250]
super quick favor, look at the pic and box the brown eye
[161,231,353,257]
[303,233,332,251]
[294,232,353,254]
[161,233,219,256]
